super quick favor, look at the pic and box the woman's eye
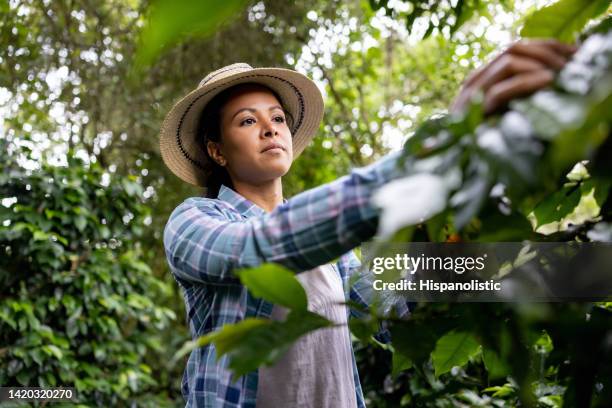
[273,116,285,123]
[240,118,255,126]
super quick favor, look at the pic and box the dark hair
[197,83,294,198]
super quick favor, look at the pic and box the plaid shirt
[164,151,408,407]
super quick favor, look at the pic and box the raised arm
[165,39,573,286]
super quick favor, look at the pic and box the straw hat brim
[159,67,324,187]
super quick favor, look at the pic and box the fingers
[475,54,546,92]
[452,39,576,115]
[516,39,577,57]
[452,55,546,112]
[483,69,555,114]
[461,40,573,88]
[506,41,573,70]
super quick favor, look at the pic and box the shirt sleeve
[164,151,404,285]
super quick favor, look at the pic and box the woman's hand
[451,39,577,115]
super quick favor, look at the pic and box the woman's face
[207,85,293,186]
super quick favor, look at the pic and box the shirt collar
[217,184,267,218]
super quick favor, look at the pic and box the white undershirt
[256,263,358,408]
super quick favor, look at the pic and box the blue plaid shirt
[164,151,407,407]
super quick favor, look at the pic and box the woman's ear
[207,141,227,166]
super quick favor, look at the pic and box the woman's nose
[262,119,278,138]
[263,129,278,137]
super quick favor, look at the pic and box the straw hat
[159,63,324,187]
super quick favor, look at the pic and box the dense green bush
[0,142,176,406]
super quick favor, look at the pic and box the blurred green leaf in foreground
[135,0,249,69]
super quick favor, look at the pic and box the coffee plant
[0,142,176,406]
[175,4,612,408]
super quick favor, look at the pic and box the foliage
[175,310,332,379]
[431,331,480,377]
[236,264,309,310]
[3,0,611,406]
[381,303,612,407]
[172,264,333,378]
[358,13,611,406]
[284,0,502,195]
[0,142,176,405]
[367,0,513,39]
[521,0,610,43]
[386,26,612,238]
[175,3,612,407]
[135,0,250,68]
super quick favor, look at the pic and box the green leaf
[210,319,274,358]
[534,331,554,355]
[42,344,64,359]
[16,371,30,386]
[521,0,610,43]
[236,264,307,311]
[483,384,516,398]
[532,185,582,227]
[66,318,79,338]
[31,348,45,365]
[482,348,511,380]
[0,309,17,329]
[348,315,379,343]
[426,210,453,242]
[121,179,142,197]
[538,395,564,407]
[175,310,332,378]
[172,318,271,364]
[391,350,413,378]
[586,178,612,208]
[33,230,49,241]
[583,14,612,36]
[402,116,448,159]
[451,0,476,35]
[431,330,481,377]
[390,317,456,367]
[477,212,534,242]
[450,164,491,230]
[45,371,57,387]
[549,90,612,174]
[224,311,332,378]
[135,0,249,68]
[75,215,87,232]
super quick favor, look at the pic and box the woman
[161,40,575,408]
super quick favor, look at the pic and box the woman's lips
[261,144,285,153]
